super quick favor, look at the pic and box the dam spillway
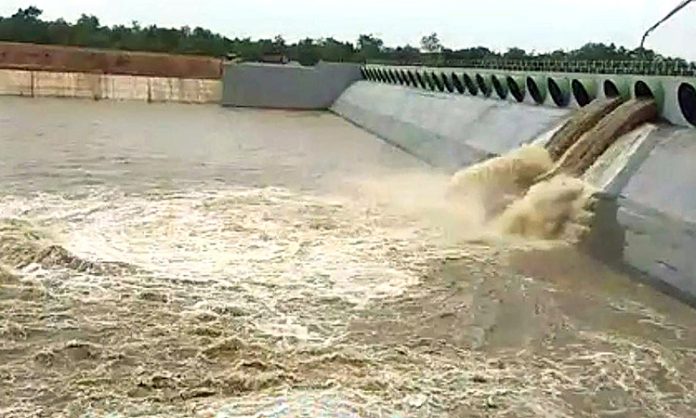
[3,51,696,416]
[328,63,696,302]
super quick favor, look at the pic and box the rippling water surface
[2,97,696,417]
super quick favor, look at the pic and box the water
[2,97,696,417]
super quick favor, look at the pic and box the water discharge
[2,97,696,417]
[446,97,658,245]
[543,98,659,179]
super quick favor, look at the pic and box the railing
[365,59,696,77]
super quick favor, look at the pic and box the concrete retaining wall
[613,128,696,297]
[332,80,696,302]
[0,69,222,103]
[0,69,32,96]
[222,62,362,109]
[332,80,569,169]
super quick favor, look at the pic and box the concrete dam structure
[223,61,696,302]
[2,47,694,300]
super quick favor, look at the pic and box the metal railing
[365,59,696,77]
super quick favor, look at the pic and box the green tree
[272,35,286,54]
[47,18,71,45]
[420,32,442,53]
[318,37,354,62]
[294,38,320,66]
[503,47,527,60]
[393,45,420,64]
[13,6,42,21]
[356,34,383,60]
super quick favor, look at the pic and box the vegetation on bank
[0,6,690,67]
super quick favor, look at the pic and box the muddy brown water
[2,97,696,417]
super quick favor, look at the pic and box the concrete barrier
[148,77,222,103]
[613,128,696,296]
[0,69,32,96]
[33,71,102,99]
[331,81,569,169]
[0,69,221,103]
[221,62,362,109]
[101,74,150,101]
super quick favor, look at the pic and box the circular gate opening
[507,76,525,102]
[678,82,696,126]
[572,79,591,107]
[548,78,569,107]
[527,77,544,104]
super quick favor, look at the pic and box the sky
[2,0,695,61]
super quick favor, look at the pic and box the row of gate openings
[360,66,696,127]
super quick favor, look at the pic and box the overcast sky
[2,0,695,60]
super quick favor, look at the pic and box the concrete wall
[332,80,569,169]
[612,128,696,297]
[365,65,696,129]
[0,69,32,96]
[0,69,222,103]
[222,62,362,109]
[332,80,696,302]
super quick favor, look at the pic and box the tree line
[0,7,689,66]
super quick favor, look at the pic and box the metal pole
[640,0,695,50]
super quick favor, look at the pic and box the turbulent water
[3,97,696,417]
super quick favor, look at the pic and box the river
[1,97,696,417]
